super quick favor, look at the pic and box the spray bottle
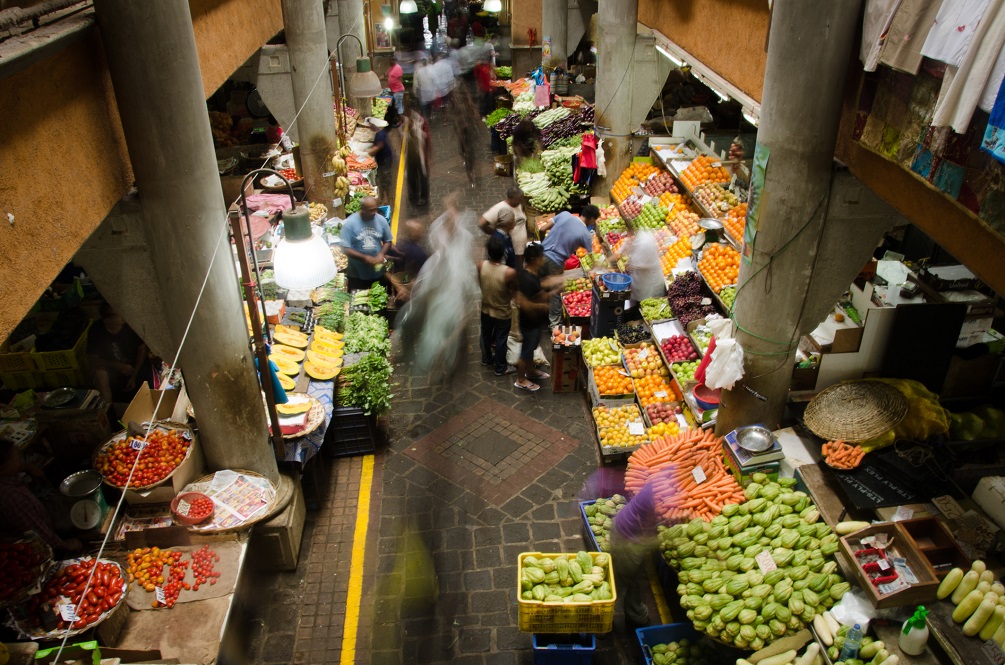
[899,605,930,655]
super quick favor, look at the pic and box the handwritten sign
[892,506,914,522]
[176,500,191,517]
[638,347,649,359]
[655,391,668,399]
[59,604,78,622]
[130,439,147,451]
[628,422,645,436]
[983,639,1005,665]
[155,587,166,605]
[755,550,777,574]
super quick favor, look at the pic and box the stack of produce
[564,277,591,293]
[631,202,669,231]
[338,352,393,415]
[661,192,688,217]
[624,343,669,379]
[541,112,588,149]
[584,496,627,552]
[719,286,736,311]
[591,234,603,254]
[346,153,376,171]
[580,105,595,124]
[584,337,621,366]
[646,402,684,427]
[592,365,634,396]
[308,202,328,223]
[691,325,712,355]
[594,404,648,449]
[626,429,744,520]
[662,336,699,362]
[669,209,701,238]
[495,108,540,138]
[495,65,512,79]
[612,163,660,202]
[484,107,513,128]
[659,474,849,650]
[617,322,651,345]
[512,91,536,113]
[641,298,673,322]
[819,622,896,665]
[620,197,643,219]
[679,156,730,189]
[661,237,694,276]
[519,552,613,604]
[668,272,719,326]
[644,172,679,197]
[304,326,344,381]
[724,204,747,242]
[693,184,740,218]
[315,297,347,333]
[648,420,682,439]
[517,170,568,212]
[937,560,1005,648]
[371,98,389,119]
[635,375,676,407]
[649,637,714,665]
[598,205,621,221]
[699,244,740,293]
[597,216,626,237]
[542,146,580,191]
[736,640,824,665]
[821,440,865,469]
[672,360,700,385]
[562,290,591,317]
[533,106,571,128]
[344,312,390,355]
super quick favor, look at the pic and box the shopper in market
[541,204,600,327]
[87,302,151,405]
[367,118,395,208]
[452,85,481,186]
[514,243,558,392]
[386,55,406,117]
[386,219,430,305]
[404,108,432,209]
[0,440,83,554]
[491,208,517,268]
[478,235,517,376]
[339,196,394,291]
[413,57,438,119]
[478,188,528,267]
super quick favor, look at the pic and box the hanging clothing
[933,0,1005,133]
[979,40,1005,112]
[920,0,992,67]
[981,81,1005,165]
[861,0,904,72]
[878,0,942,74]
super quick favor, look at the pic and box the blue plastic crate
[378,205,391,220]
[579,501,601,552]
[636,623,701,665]
[532,633,596,665]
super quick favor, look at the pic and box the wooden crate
[837,522,940,609]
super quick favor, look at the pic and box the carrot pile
[345,153,377,171]
[625,429,746,524]
[822,439,865,469]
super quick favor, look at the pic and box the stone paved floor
[234,93,663,665]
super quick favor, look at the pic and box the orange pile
[611,163,660,202]
[659,192,686,215]
[699,243,740,293]
[592,366,635,395]
[679,156,730,189]
[591,234,603,254]
[724,203,747,242]
[634,375,676,407]
[660,237,693,276]
[668,209,701,238]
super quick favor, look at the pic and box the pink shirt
[387,63,404,93]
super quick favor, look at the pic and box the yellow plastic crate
[517,551,617,634]
[33,321,91,371]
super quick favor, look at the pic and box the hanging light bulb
[384,16,394,30]
[273,206,337,290]
[400,0,418,12]
[484,0,502,12]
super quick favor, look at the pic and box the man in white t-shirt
[479,188,528,267]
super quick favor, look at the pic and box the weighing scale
[60,470,109,531]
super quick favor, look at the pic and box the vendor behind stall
[87,303,150,405]
[340,196,394,291]
[0,441,82,554]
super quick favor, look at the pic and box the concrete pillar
[93,0,279,483]
[715,1,863,433]
[594,0,637,192]
[335,0,372,119]
[282,0,339,204]
[542,0,568,67]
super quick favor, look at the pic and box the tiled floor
[235,90,662,665]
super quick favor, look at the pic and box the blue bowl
[602,273,632,292]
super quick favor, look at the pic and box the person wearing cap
[367,117,394,207]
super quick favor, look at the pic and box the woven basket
[803,380,909,443]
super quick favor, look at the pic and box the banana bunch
[331,153,347,176]
[334,175,350,201]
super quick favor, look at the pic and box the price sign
[618,369,631,377]
[755,550,777,574]
[638,347,649,359]
[322,170,337,178]
[177,500,191,517]
[983,639,1005,665]
[155,587,166,605]
[892,506,914,522]
[712,161,722,169]
[628,422,645,436]
[700,298,712,306]
[655,391,668,399]
[59,603,78,622]
[130,439,147,451]
[692,466,706,484]
[607,339,620,353]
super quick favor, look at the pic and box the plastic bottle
[838,623,863,661]
[899,605,930,656]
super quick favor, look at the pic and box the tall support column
[282,0,339,204]
[93,0,279,483]
[594,0,637,192]
[542,0,568,67]
[716,1,863,433]
[337,0,372,117]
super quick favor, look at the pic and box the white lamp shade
[484,0,502,12]
[273,229,338,290]
[349,58,384,98]
[400,0,418,12]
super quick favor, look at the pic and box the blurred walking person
[431,53,455,120]
[404,109,432,208]
[514,243,557,392]
[452,86,481,186]
[386,55,406,116]
[413,58,438,119]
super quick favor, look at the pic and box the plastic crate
[0,371,42,390]
[579,501,601,552]
[32,321,91,371]
[323,406,377,458]
[0,339,35,373]
[517,551,616,634]
[636,623,701,665]
[532,633,596,665]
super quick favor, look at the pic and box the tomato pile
[25,559,123,631]
[191,545,221,590]
[0,541,47,601]
[278,168,299,181]
[126,545,221,608]
[562,291,592,318]
[94,428,191,488]
[180,494,213,521]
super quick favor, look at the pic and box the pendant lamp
[349,57,384,98]
[273,206,338,290]
[484,0,502,12]
[400,0,418,12]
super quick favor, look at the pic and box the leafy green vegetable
[338,353,393,415]
[484,108,513,128]
[344,312,390,355]
[368,283,388,311]
[315,299,346,332]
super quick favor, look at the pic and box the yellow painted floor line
[339,455,375,665]
[390,131,407,238]
[648,556,673,625]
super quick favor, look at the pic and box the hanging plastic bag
[626,231,664,301]
[596,139,607,177]
[703,318,745,390]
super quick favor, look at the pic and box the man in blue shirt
[339,196,393,291]
[540,204,600,327]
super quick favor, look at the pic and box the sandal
[529,371,550,380]
[514,381,540,392]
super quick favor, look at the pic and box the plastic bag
[506,336,549,367]
[830,587,877,632]
[626,231,664,301]
[703,318,745,390]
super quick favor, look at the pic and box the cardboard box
[122,382,190,426]
[249,477,306,571]
[220,175,254,209]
